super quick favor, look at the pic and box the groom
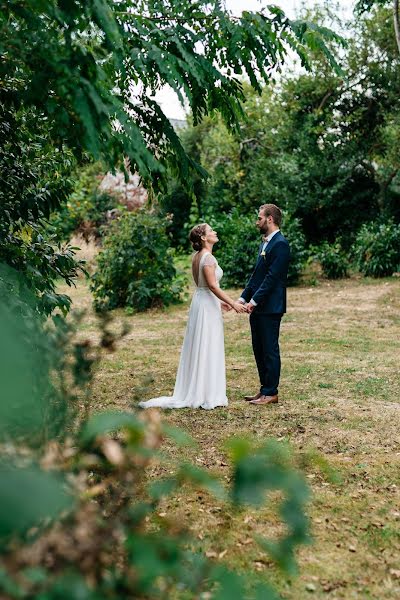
[239,204,290,405]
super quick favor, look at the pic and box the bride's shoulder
[202,252,217,267]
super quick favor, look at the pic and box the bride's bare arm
[203,265,246,313]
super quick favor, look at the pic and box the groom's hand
[247,303,255,314]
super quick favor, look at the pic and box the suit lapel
[264,231,282,254]
[255,232,283,269]
[256,241,265,265]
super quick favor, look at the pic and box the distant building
[98,117,187,209]
[99,172,148,211]
[170,118,187,131]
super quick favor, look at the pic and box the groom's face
[256,210,270,234]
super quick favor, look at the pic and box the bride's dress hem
[138,397,228,410]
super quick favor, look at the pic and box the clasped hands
[221,302,254,314]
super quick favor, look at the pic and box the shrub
[211,210,257,288]
[352,221,400,277]
[283,214,308,285]
[212,209,307,287]
[316,241,349,279]
[91,210,184,311]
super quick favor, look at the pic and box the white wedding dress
[138,252,228,410]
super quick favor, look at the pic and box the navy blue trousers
[249,313,282,397]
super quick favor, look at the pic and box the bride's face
[203,225,219,244]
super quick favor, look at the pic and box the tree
[356,0,400,54]
[0,104,84,315]
[174,4,400,249]
[1,0,344,187]
[1,0,344,310]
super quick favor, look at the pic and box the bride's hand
[232,301,247,314]
[221,302,232,312]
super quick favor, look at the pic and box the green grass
[62,275,400,599]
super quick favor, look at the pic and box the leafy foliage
[212,209,261,289]
[0,267,311,599]
[212,209,307,287]
[352,221,400,277]
[0,0,344,311]
[315,241,349,279]
[0,0,343,189]
[0,264,58,441]
[0,104,84,316]
[166,5,400,262]
[228,438,310,575]
[356,0,392,14]
[0,466,73,541]
[0,263,124,443]
[49,163,118,243]
[283,215,309,285]
[91,210,184,311]
[159,182,196,250]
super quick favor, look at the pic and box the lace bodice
[196,252,223,288]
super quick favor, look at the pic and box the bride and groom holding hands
[139,203,291,410]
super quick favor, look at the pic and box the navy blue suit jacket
[241,231,290,315]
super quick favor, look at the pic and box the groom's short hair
[260,204,282,227]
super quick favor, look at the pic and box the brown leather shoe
[244,392,262,402]
[249,395,278,405]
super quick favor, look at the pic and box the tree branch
[394,0,400,56]
[317,89,334,111]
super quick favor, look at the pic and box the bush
[315,241,349,279]
[213,209,307,288]
[159,184,195,250]
[211,210,257,288]
[91,210,184,311]
[352,221,400,277]
[283,214,308,285]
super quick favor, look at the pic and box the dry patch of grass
[61,275,400,599]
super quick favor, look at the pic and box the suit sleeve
[251,242,290,305]
[240,282,254,303]
[240,244,263,302]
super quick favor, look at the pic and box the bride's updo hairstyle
[189,223,208,251]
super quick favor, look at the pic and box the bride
[139,223,246,410]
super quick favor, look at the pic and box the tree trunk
[394,0,400,56]
[377,167,399,213]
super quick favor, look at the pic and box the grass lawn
[62,273,400,599]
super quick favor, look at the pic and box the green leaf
[162,423,196,447]
[80,410,145,444]
[210,566,245,600]
[21,566,48,585]
[224,437,252,461]
[0,567,23,598]
[256,536,298,575]
[148,477,179,501]
[92,0,123,52]
[178,463,227,501]
[43,572,98,599]
[0,466,73,541]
